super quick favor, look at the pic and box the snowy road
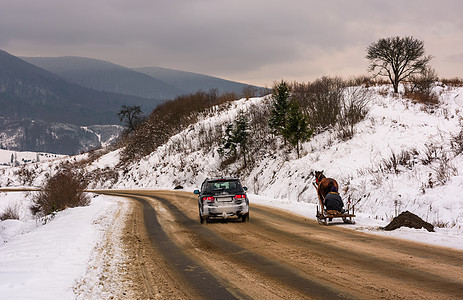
[99,190,463,299]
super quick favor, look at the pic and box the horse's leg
[317,189,325,216]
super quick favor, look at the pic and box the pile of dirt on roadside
[384,211,434,232]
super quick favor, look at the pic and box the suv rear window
[203,180,243,195]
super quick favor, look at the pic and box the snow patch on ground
[0,193,125,299]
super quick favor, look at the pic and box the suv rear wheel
[199,205,205,224]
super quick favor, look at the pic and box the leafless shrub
[101,168,119,185]
[196,123,223,150]
[404,67,439,105]
[120,90,239,162]
[86,148,108,163]
[433,220,449,228]
[30,170,90,217]
[421,172,435,191]
[420,147,458,191]
[380,151,400,174]
[408,67,437,94]
[14,166,36,186]
[451,129,463,155]
[242,85,257,99]
[433,219,457,228]
[399,148,419,169]
[377,88,390,97]
[84,166,120,188]
[440,77,463,87]
[292,77,370,141]
[369,169,384,186]
[421,143,443,165]
[0,203,20,221]
[380,149,418,174]
[336,84,371,140]
[432,153,458,185]
[348,75,371,87]
[292,76,344,132]
[405,90,439,105]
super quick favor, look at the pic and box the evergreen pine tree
[232,112,249,167]
[282,101,313,158]
[269,81,291,141]
[218,111,249,167]
[219,123,236,157]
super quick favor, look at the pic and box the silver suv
[194,177,249,223]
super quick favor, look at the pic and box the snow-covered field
[0,149,65,167]
[1,84,463,298]
[0,192,128,299]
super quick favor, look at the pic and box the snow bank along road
[99,190,463,299]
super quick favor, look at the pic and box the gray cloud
[1,0,462,86]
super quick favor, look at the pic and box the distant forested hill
[22,56,185,100]
[1,50,160,125]
[0,49,160,154]
[134,66,261,95]
[22,56,263,99]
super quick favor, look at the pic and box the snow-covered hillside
[1,83,463,298]
[85,84,463,228]
[2,84,463,227]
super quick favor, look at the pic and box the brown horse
[314,170,339,203]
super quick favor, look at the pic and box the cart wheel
[342,217,355,224]
[316,213,323,225]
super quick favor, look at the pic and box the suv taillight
[202,196,214,202]
[234,194,246,200]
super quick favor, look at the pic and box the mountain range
[0,49,261,154]
[21,56,259,99]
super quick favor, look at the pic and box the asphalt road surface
[99,190,463,299]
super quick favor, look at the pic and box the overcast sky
[1,0,462,86]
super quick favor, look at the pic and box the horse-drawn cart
[312,174,356,225]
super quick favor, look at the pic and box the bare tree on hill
[366,36,432,93]
[118,105,143,133]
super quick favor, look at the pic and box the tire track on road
[104,191,241,300]
[103,190,463,299]
[158,190,463,299]
[149,194,353,299]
